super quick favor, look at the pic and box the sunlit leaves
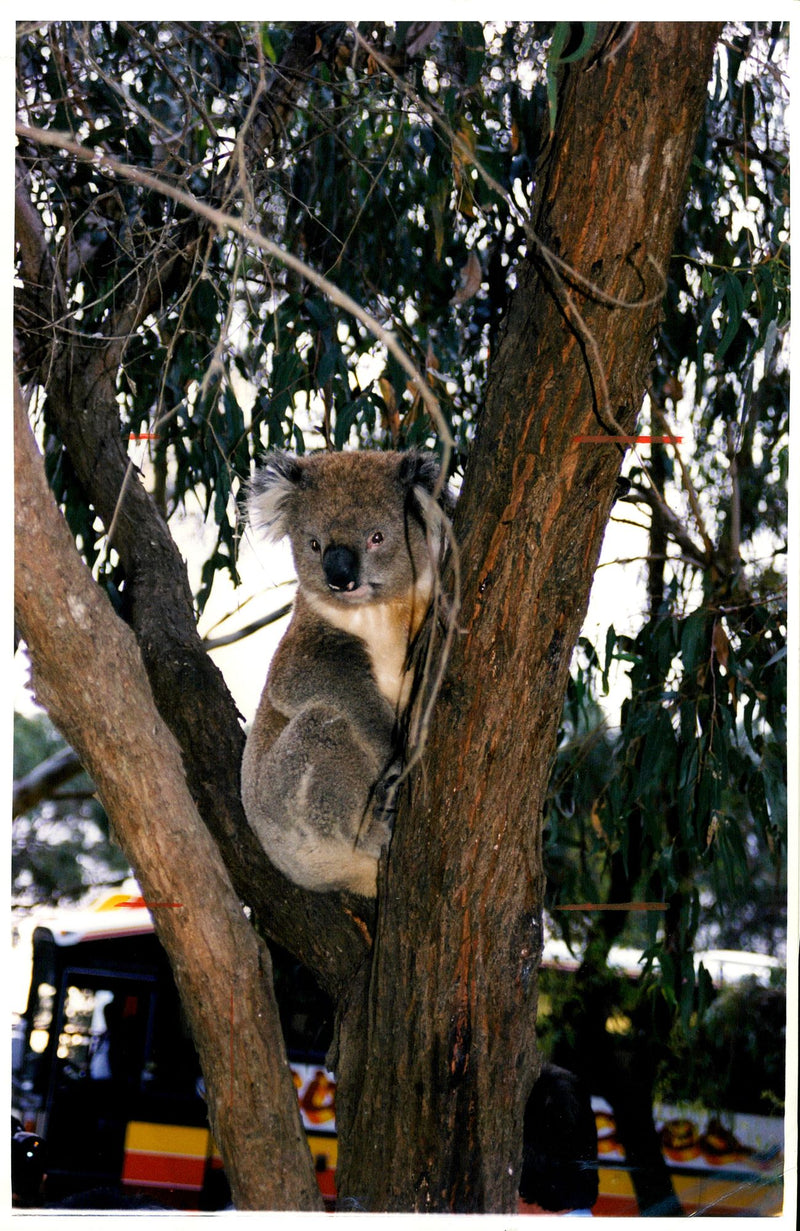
[17,20,556,606]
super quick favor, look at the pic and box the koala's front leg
[242,702,393,897]
[269,621,399,759]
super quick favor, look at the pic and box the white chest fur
[306,576,431,713]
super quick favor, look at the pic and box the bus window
[55,985,152,1089]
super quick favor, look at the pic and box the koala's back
[241,449,444,897]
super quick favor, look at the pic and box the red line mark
[128,433,161,440]
[572,435,683,445]
[554,902,668,912]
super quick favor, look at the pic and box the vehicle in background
[11,891,335,1209]
[12,894,785,1213]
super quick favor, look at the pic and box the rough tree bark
[14,380,322,1212]
[336,22,721,1213]
[14,23,374,1207]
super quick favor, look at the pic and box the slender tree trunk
[337,23,721,1212]
[605,1061,684,1216]
[14,379,322,1212]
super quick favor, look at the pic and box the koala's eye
[309,538,321,553]
[368,531,384,548]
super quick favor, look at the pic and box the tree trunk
[337,23,721,1212]
[552,962,684,1217]
[604,1059,684,1216]
[15,20,724,1214]
[14,379,322,1212]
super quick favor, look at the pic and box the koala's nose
[323,544,360,591]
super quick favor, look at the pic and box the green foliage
[537,962,785,1119]
[657,977,786,1116]
[651,24,789,552]
[547,587,787,1052]
[540,27,788,1109]
[16,21,556,614]
[13,713,131,906]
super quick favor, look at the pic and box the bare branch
[202,601,294,650]
[652,403,716,558]
[622,485,709,570]
[13,745,84,818]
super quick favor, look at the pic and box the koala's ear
[399,449,454,516]
[398,449,440,496]
[247,451,305,542]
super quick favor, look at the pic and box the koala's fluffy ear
[399,449,452,519]
[247,451,304,542]
[399,448,439,494]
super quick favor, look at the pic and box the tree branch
[622,484,711,571]
[337,21,724,1212]
[202,601,294,650]
[13,116,471,999]
[14,375,322,1211]
[13,745,84,818]
[245,22,345,165]
[15,123,454,464]
[14,154,67,382]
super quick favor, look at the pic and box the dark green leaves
[545,23,598,131]
[17,24,787,988]
[716,270,747,360]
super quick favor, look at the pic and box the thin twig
[203,602,294,650]
[651,403,715,558]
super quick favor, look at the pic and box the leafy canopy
[16,23,788,1022]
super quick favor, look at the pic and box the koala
[241,448,444,897]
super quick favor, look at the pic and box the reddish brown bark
[336,23,722,1212]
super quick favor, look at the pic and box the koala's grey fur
[241,449,443,897]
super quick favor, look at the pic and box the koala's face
[247,450,441,605]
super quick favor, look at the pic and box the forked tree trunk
[15,20,722,1214]
[336,23,721,1212]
